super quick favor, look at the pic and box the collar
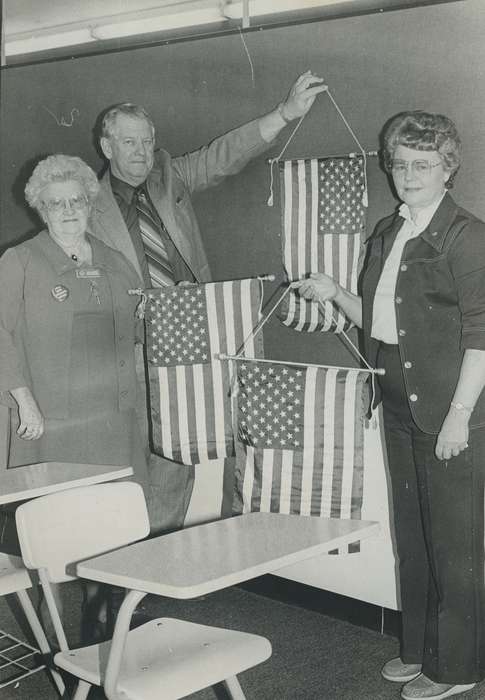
[110,171,142,205]
[398,191,446,232]
[36,230,112,275]
[372,192,459,252]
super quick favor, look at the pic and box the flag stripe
[175,366,191,465]
[242,446,255,514]
[300,367,317,515]
[341,370,358,518]
[156,366,173,459]
[280,450,293,514]
[205,284,226,459]
[259,448,274,512]
[233,362,367,550]
[294,160,308,332]
[193,364,209,463]
[308,159,320,331]
[146,279,262,465]
[279,157,365,334]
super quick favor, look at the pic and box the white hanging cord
[235,284,292,357]
[325,89,368,207]
[267,86,369,207]
[321,304,381,422]
[321,304,372,371]
[218,353,384,375]
[267,115,306,206]
[238,28,255,85]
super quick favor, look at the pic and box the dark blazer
[361,193,485,433]
[0,232,140,419]
[90,118,272,285]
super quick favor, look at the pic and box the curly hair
[101,103,155,139]
[382,111,462,187]
[25,154,100,212]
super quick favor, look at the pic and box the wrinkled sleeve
[450,220,485,351]
[172,118,272,194]
[0,247,29,391]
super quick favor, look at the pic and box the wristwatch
[450,401,474,415]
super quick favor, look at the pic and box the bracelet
[450,401,474,415]
[277,103,293,125]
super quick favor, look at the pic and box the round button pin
[51,285,69,302]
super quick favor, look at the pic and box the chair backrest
[16,481,150,583]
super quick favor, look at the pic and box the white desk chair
[15,482,272,700]
[0,405,64,692]
[0,553,65,693]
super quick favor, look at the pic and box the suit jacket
[0,231,140,419]
[361,193,485,433]
[90,118,272,284]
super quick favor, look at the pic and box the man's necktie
[135,189,174,288]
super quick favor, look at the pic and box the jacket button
[398,329,406,336]
[119,360,125,367]
[431,231,438,237]
[400,264,408,272]
[404,361,412,369]
[409,393,418,402]
[395,296,402,304]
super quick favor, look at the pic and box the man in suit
[90,71,326,534]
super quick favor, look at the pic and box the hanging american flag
[279,156,365,333]
[145,279,262,466]
[233,360,367,549]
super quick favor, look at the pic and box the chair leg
[223,676,246,700]
[73,679,91,700]
[104,589,146,700]
[15,589,66,696]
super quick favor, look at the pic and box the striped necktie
[135,189,174,288]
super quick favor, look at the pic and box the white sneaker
[401,673,476,699]
[382,657,422,682]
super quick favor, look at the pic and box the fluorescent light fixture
[91,2,226,41]
[223,0,356,19]
[5,27,96,56]
[4,1,226,57]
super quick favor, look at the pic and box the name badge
[76,268,102,278]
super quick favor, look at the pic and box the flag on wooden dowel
[279,156,365,333]
[145,279,263,466]
[233,360,368,550]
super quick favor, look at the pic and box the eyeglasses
[41,194,88,213]
[391,159,443,176]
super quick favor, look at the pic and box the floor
[0,581,484,700]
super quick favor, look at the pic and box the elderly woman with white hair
[0,154,147,479]
[0,154,150,638]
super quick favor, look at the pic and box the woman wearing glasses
[0,154,150,639]
[0,153,148,484]
[293,111,485,700]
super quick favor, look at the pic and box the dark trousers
[378,343,485,684]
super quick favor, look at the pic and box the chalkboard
[1,0,484,364]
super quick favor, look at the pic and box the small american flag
[233,360,367,547]
[279,156,365,333]
[145,279,262,466]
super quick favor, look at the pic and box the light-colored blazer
[90,118,272,285]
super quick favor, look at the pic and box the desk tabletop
[77,512,379,599]
[0,462,133,504]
